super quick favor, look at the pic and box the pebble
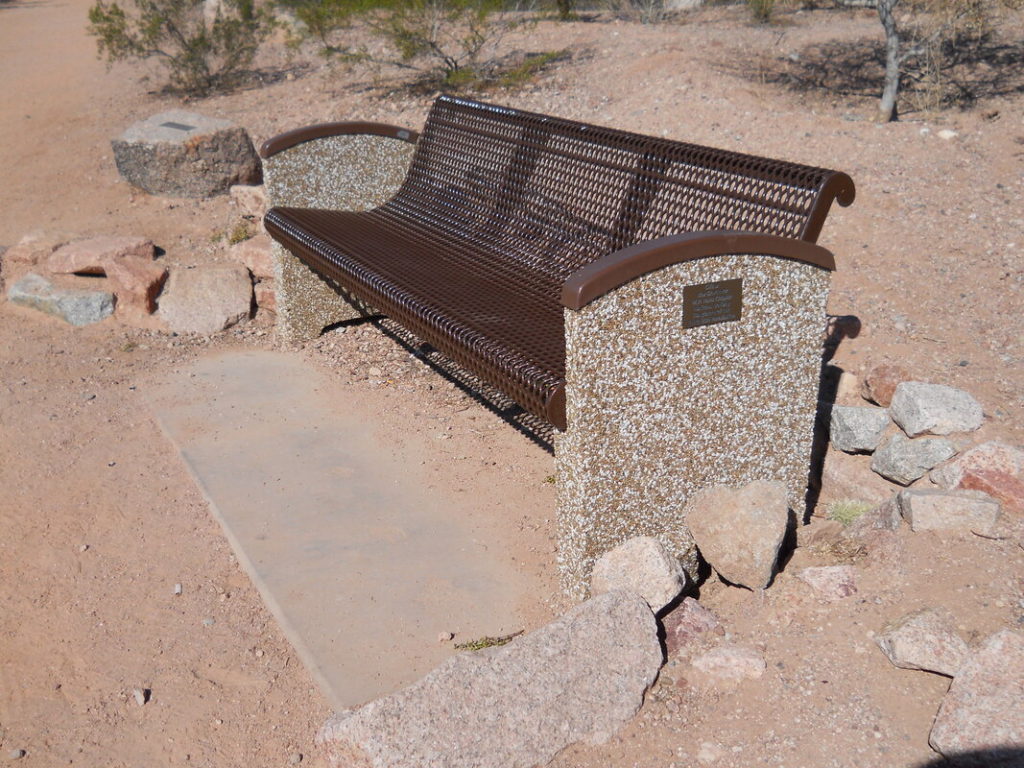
[79,544,89,552]
[289,752,304,765]
[133,688,149,706]
[173,583,182,595]
[202,617,215,627]
[7,750,25,760]
[438,631,454,642]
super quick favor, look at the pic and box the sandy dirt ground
[1,0,1022,766]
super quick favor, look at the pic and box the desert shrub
[555,0,577,17]
[87,0,274,95]
[372,0,523,85]
[274,0,386,55]
[876,0,1021,119]
[603,0,671,23]
[747,0,775,22]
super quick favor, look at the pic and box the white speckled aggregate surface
[556,254,830,598]
[263,134,415,344]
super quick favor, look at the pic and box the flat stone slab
[146,350,533,709]
[7,272,114,326]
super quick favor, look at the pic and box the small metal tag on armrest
[683,278,743,328]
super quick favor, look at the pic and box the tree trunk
[877,0,901,121]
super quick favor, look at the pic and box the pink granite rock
[228,233,274,280]
[662,597,722,657]
[689,644,766,689]
[930,630,1024,758]
[105,256,167,315]
[861,363,910,407]
[685,480,789,590]
[157,263,252,334]
[254,281,276,312]
[931,442,1024,515]
[796,565,858,600]
[47,236,155,275]
[876,607,968,677]
[229,184,268,219]
[4,231,68,266]
[590,536,686,612]
[317,590,661,768]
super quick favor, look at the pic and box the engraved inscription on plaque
[682,278,743,328]
[160,121,196,132]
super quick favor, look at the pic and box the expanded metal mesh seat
[264,95,853,429]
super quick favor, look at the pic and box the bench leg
[556,253,831,600]
[273,240,372,345]
[262,133,417,345]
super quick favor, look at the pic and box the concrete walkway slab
[146,350,529,709]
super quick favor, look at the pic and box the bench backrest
[386,96,853,286]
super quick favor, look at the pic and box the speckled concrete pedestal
[262,134,415,345]
[556,254,830,599]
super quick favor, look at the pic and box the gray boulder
[871,433,957,485]
[590,536,686,612]
[157,263,252,334]
[897,488,1000,534]
[876,607,968,677]
[8,273,114,326]
[685,480,789,590]
[830,405,891,453]
[317,590,661,768]
[112,111,261,198]
[930,630,1024,758]
[890,382,984,437]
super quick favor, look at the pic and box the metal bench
[260,95,855,596]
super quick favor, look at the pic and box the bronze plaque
[682,278,743,328]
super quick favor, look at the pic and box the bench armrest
[259,122,419,159]
[561,231,836,310]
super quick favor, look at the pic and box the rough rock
[932,442,1024,488]
[112,111,261,198]
[47,236,155,275]
[897,488,1001,534]
[830,405,891,453]
[876,607,968,677]
[796,565,858,600]
[861,362,910,407]
[931,442,1024,514]
[7,273,114,326]
[689,644,766,688]
[929,630,1024,758]
[230,184,268,219]
[590,536,686,613]
[157,263,252,333]
[871,433,957,485]
[843,495,902,536]
[662,597,722,657]
[3,231,67,266]
[890,382,984,437]
[228,233,274,280]
[317,590,662,768]
[104,257,167,315]
[820,448,899,504]
[254,282,276,312]
[685,480,789,590]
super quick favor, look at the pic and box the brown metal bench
[259,95,855,596]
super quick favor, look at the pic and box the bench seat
[265,204,566,424]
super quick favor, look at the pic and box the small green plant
[543,474,556,484]
[87,0,274,95]
[454,630,523,651]
[826,498,874,526]
[747,0,775,23]
[275,0,380,55]
[371,0,522,88]
[228,219,255,244]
